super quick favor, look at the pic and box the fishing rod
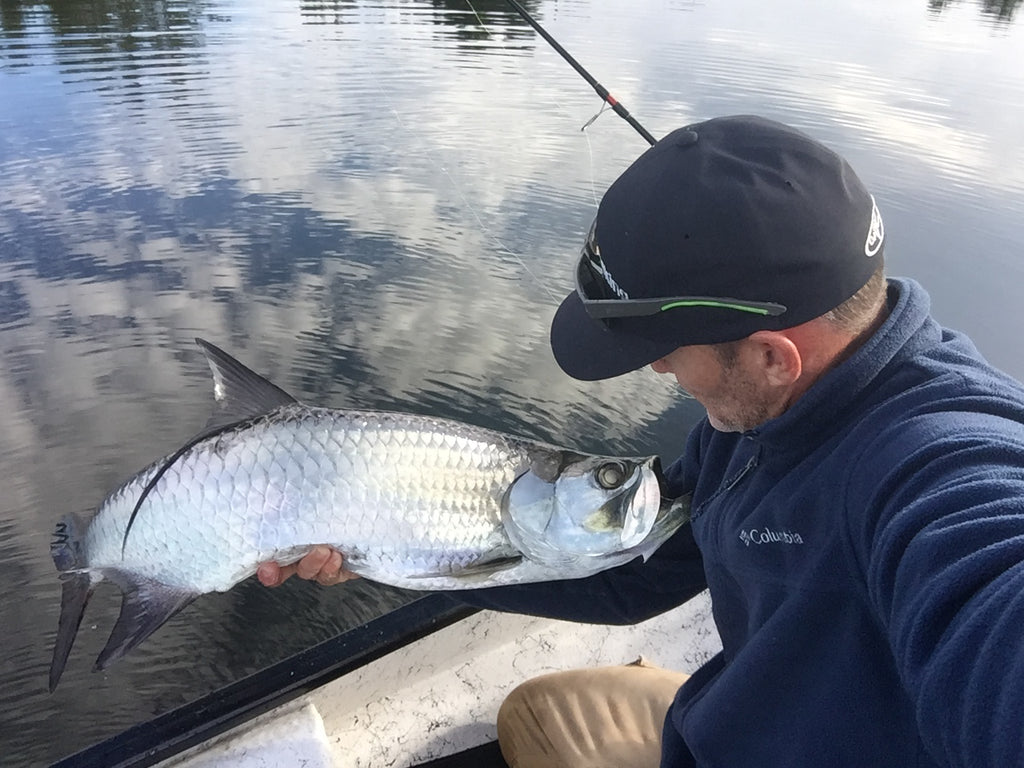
[501,0,657,146]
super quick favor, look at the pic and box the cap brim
[549,291,683,381]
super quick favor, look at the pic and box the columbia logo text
[739,527,805,547]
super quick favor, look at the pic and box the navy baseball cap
[550,115,885,381]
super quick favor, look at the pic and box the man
[259,116,1024,767]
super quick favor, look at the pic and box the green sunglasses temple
[581,295,787,319]
[658,299,786,315]
[575,254,787,319]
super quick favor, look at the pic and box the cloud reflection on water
[1,0,1022,763]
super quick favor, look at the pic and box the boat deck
[51,592,718,768]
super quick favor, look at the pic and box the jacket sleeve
[454,438,708,625]
[848,411,1024,768]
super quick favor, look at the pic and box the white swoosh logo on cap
[865,195,884,257]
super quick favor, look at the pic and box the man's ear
[747,331,802,387]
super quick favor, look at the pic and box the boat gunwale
[50,594,479,768]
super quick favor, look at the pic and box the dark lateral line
[120,422,238,555]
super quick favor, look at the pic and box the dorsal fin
[194,337,299,430]
[120,340,299,556]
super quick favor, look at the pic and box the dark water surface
[1,0,1022,764]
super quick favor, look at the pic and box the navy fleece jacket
[459,279,1024,767]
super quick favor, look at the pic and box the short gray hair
[820,259,887,335]
[710,260,887,364]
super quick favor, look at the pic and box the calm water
[2,0,1023,764]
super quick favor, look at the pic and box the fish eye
[595,462,628,490]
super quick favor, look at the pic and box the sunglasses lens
[577,248,617,302]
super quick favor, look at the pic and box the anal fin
[95,571,199,672]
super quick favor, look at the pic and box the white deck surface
[167,594,720,768]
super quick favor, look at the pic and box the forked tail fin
[50,514,95,692]
[49,569,199,691]
[51,513,85,572]
[49,514,200,690]
[49,571,98,693]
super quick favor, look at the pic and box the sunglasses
[575,241,788,320]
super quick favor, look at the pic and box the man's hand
[257,545,358,587]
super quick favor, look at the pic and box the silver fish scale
[83,407,530,592]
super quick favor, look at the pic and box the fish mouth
[646,456,691,520]
[622,486,692,563]
[634,456,692,548]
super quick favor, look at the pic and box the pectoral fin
[450,554,523,580]
[404,554,524,584]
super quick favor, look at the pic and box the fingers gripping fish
[48,339,691,691]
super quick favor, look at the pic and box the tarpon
[48,339,689,691]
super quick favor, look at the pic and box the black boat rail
[51,594,479,768]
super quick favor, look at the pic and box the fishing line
[426,1,671,390]
[462,0,602,208]
[365,2,660,308]
[462,0,654,254]
[500,0,657,147]
[580,118,601,209]
[462,0,493,33]
[365,71,561,303]
[466,0,650,203]
[490,0,682,391]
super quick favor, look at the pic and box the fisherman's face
[650,342,776,432]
